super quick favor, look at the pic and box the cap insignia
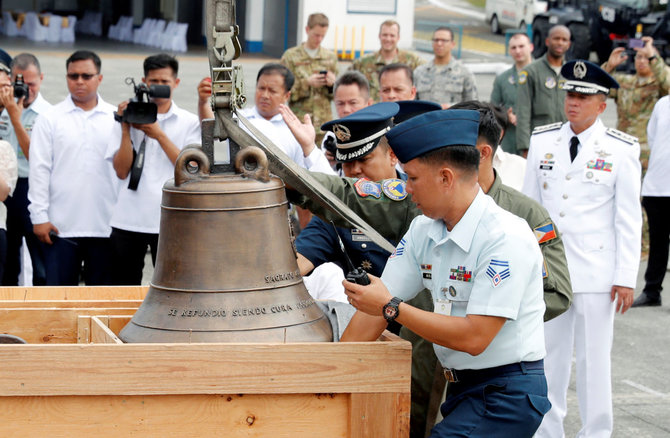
[333,124,351,142]
[573,61,587,79]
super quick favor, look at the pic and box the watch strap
[383,296,403,322]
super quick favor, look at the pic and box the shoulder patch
[354,178,382,199]
[381,178,408,201]
[605,128,638,145]
[518,70,528,85]
[534,222,557,244]
[532,122,563,135]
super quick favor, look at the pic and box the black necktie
[569,136,579,162]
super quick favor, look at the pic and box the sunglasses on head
[66,73,97,81]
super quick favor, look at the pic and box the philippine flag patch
[486,259,510,287]
[534,223,557,244]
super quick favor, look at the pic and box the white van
[485,0,548,34]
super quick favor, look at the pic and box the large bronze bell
[119,146,333,343]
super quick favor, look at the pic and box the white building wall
[296,0,415,56]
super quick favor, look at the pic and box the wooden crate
[0,287,411,437]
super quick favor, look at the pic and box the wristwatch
[382,297,403,322]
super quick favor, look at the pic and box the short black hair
[334,71,370,99]
[144,53,179,77]
[417,145,480,175]
[257,63,294,92]
[433,26,454,41]
[379,63,413,84]
[11,53,41,74]
[66,50,101,73]
[450,101,502,153]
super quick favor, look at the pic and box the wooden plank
[0,308,138,344]
[0,286,148,301]
[349,392,411,438]
[0,342,411,396]
[77,316,91,344]
[0,393,349,437]
[0,300,142,308]
[90,317,123,345]
[106,316,132,335]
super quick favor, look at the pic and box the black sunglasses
[66,73,97,81]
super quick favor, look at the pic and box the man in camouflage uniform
[350,19,424,102]
[283,101,572,438]
[414,27,478,109]
[281,13,338,145]
[516,25,571,156]
[490,33,534,155]
[602,36,670,170]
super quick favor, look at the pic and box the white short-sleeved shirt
[28,95,118,238]
[643,95,670,197]
[105,101,201,234]
[382,190,546,370]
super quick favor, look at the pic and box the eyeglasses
[432,38,452,44]
[66,73,97,81]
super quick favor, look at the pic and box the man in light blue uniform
[341,110,550,437]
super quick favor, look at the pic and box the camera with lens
[13,74,29,101]
[116,77,171,124]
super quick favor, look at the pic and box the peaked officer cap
[560,60,619,95]
[321,102,399,162]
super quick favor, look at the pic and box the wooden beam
[0,286,148,301]
[349,392,411,437]
[0,393,349,437]
[0,342,411,396]
[90,317,123,345]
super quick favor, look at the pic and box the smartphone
[628,38,644,49]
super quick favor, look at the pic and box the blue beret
[560,60,619,94]
[321,102,399,162]
[394,100,442,124]
[386,109,480,163]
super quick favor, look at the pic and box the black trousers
[43,236,112,286]
[2,178,46,285]
[110,227,158,285]
[642,196,670,297]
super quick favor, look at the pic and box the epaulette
[532,122,562,135]
[605,128,637,145]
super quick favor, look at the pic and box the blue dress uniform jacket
[522,119,642,292]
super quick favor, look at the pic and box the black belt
[443,359,544,383]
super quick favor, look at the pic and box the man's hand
[325,71,336,87]
[198,77,212,105]
[636,36,657,59]
[507,107,517,126]
[343,274,392,316]
[132,121,164,140]
[0,85,23,119]
[605,47,627,73]
[611,285,634,314]
[34,222,59,245]
[307,72,328,88]
[278,104,316,155]
[116,100,129,123]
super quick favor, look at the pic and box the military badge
[486,259,510,287]
[573,61,587,79]
[586,171,594,179]
[587,159,613,172]
[351,228,371,242]
[354,178,382,199]
[420,264,432,271]
[361,260,373,271]
[534,223,557,244]
[332,124,351,142]
[596,149,612,158]
[545,77,556,89]
[381,179,408,201]
[545,153,554,159]
[508,74,516,85]
[542,258,548,279]
[518,71,528,85]
[389,238,405,259]
[449,266,472,282]
[448,285,457,297]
